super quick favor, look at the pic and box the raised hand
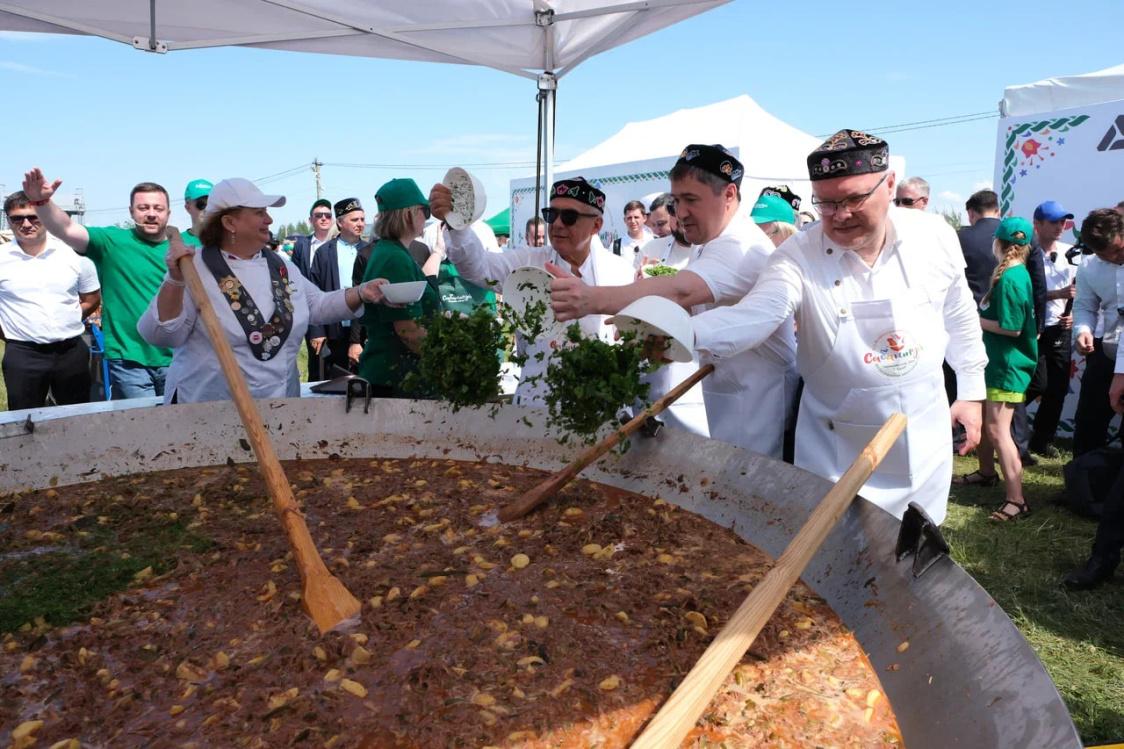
[428,183,453,222]
[22,168,61,203]
[163,226,195,281]
[547,261,595,321]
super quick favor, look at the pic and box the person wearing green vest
[357,178,439,396]
[953,217,1038,522]
[23,167,174,399]
[182,179,212,248]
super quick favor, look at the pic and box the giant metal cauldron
[0,396,1082,748]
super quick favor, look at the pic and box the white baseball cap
[204,178,286,215]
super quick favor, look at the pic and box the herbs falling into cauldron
[542,325,656,445]
[404,306,505,411]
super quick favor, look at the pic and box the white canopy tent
[509,95,906,246]
[999,63,1124,117]
[0,0,728,210]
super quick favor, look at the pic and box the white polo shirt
[1041,242,1076,326]
[0,237,100,343]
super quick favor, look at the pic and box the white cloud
[0,60,73,78]
[972,180,993,191]
[938,190,963,204]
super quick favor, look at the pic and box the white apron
[795,257,952,523]
[642,357,710,437]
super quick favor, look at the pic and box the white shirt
[308,234,329,265]
[639,235,693,271]
[1074,253,1124,372]
[693,208,987,400]
[137,250,359,404]
[617,228,653,269]
[684,213,796,367]
[1040,242,1077,327]
[424,220,502,255]
[0,236,100,343]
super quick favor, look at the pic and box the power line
[816,110,998,139]
[323,160,572,171]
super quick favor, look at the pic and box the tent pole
[539,72,557,212]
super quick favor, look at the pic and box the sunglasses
[542,207,599,226]
[893,196,926,207]
[312,211,333,220]
[7,214,41,226]
[194,197,208,211]
[418,205,431,220]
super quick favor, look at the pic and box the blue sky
[1,1,1121,232]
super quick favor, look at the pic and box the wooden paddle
[171,232,361,634]
[630,412,907,749]
[498,363,714,522]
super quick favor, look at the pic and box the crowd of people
[2,129,1122,591]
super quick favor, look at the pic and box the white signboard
[994,98,1124,436]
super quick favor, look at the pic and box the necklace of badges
[201,246,296,361]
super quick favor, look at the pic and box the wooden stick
[175,247,361,634]
[630,413,908,748]
[498,363,714,522]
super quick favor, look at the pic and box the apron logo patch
[864,330,921,377]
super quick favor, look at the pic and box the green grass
[946,449,1124,745]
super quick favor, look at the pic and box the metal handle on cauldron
[498,363,715,522]
[172,232,361,634]
[630,412,908,749]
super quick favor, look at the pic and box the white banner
[994,98,1124,437]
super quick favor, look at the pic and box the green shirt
[357,238,439,390]
[181,229,202,248]
[980,263,1038,394]
[85,225,173,367]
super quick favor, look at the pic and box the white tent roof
[1000,64,1124,118]
[560,95,821,181]
[0,0,727,80]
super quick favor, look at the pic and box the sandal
[952,470,999,487]
[989,499,1031,522]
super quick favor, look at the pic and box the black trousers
[1092,458,1124,567]
[2,336,91,411]
[1026,324,1073,450]
[1073,338,1116,457]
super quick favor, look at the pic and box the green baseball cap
[750,193,795,225]
[184,179,213,201]
[995,216,1033,246]
[374,178,428,212]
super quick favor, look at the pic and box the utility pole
[312,159,323,199]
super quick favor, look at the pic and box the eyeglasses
[312,212,333,220]
[194,197,208,211]
[542,207,600,226]
[811,173,889,216]
[893,195,927,207]
[7,214,41,226]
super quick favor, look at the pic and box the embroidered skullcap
[334,197,362,218]
[758,184,801,211]
[551,177,606,213]
[674,144,744,187]
[807,129,890,181]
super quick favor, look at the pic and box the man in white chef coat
[689,130,986,524]
[427,177,634,407]
[549,144,797,458]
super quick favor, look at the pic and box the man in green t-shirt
[181,179,212,248]
[23,168,173,399]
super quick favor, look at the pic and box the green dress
[357,238,439,393]
[980,263,1038,397]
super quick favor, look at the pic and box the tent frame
[0,0,723,209]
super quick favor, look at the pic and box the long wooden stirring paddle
[629,412,907,748]
[498,363,714,522]
[171,231,361,633]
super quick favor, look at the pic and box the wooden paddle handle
[630,413,908,749]
[176,255,329,578]
[499,363,715,522]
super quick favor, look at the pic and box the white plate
[443,167,486,230]
[381,280,427,304]
[610,295,694,363]
[501,266,565,340]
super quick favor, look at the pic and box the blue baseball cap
[1033,200,1074,222]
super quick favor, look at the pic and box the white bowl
[501,266,565,339]
[610,295,694,363]
[381,280,428,304]
[443,167,487,231]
